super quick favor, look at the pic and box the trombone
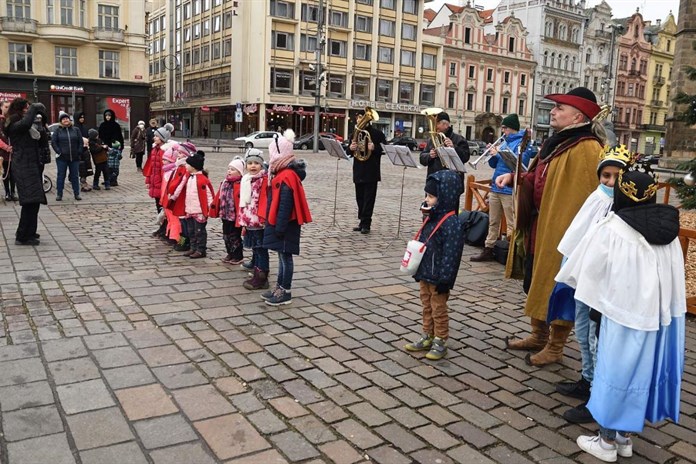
[468,134,505,170]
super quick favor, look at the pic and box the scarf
[239,170,265,208]
[30,124,41,140]
[538,123,594,161]
[219,174,241,219]
[269,153,296,180]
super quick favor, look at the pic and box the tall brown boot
[525,322,573,366]
[506,318,549,351]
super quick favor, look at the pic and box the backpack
[492,239,509,265]
[459,210,488,247]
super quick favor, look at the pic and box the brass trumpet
[468,134,505,170]
[422,107,448,168]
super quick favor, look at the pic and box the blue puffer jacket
[488,130,536,195]
[263,160,307,255]
[51,125,84,163]
[413,170,465,290]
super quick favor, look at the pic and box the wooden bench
[211,140,245,153]
[463,175,508,239]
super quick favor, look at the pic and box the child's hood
[288,159,307,181]
[426,170,462,218]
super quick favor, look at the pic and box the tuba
[351,107,379,161]
[422,107,448,168]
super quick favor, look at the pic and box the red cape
[264,168,312,226]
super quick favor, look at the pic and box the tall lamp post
[312,0,325,154]
[605,24,624,116]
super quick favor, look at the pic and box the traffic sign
[235,110,243,122]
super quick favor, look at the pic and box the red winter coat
[166,164,189,216]
[146,144,164,199]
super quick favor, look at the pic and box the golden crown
[600,144,634,165]
[617,169,659,203]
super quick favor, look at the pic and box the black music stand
[383,143,419,242]
[498,148,528,172]
[436,147,468,173]
[323,138,351,227]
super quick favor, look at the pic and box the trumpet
[468,134,505,170]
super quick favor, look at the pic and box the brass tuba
[351,107,379,161]
[422,107,448,168]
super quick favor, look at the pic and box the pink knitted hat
[269,129,295,164]
[228,157,245,176]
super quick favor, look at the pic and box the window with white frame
[401,50,415,67]
[98,4,119,29]
[449,62,456,76]
[376,79,392,101]
[55,46,77,75]
[270,0,294,18]
[328,75,345,97]
[60,0,73,25]
[9,43,32,72]
[7,0,31,19]
[193,48,200,64]
[403,0,416,14]
[422,53,436,69]
[202,44,209,61]
[378,46,393,63]
[466,93,474,110]
[184,2,191,19]
[47,0,54,24]
[420,84,435,105]
[203,0,210,11]
[213,15,221,32]
[504,71,510,83]
[193,0,200,15]
[354,43,371,60]
[468,65,475,78]
[301,3,321,22]
[447,91,455,108]
[330,10,347,27]
[99,50,119,78]
[79,0,85,26]
[212,41,221,59]
[300,34,318,52]
[272,31,294,50]
[355,15,372,33]
[402,23,417,40]
[399,82,413,103]
[271,68,293,93]
[193,23,200,38]
[184,27,191,42]
[329,39,346,57]
[381,0,395,9]
[223,11,232,28]
[353,77,370,97]
[223,38,231,56]
[203,19,210,36]
[485,95,492,112]
[379,19,395,37]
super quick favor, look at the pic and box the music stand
[436,147,467,173]
[323,138,351,227]
[498,148,528,172]
[383,143,419,243]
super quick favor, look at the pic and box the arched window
[545,21,553,37]
[564,56,569,70]
[543,51,548,66]
[556,82,561,93]
[551,52,556,68]
[561,82,567,93]
[631,58,637,71]
[571,27,579,43]
[548,81,554,94]
[571,56,576,72]
[559,24,567,41]
[598,46,604,61]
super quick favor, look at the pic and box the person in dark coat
[1,99,17,201]
[347,111,387,234]
[88,129,110,190]
[131,120,146,171]
[51,111,83,201]
[98,109,124,149]
[146,118,158,159]
[404,169,465,360]
[419,111,470,188]
[74,112,93,192]
[262,130,312,306]
[6,99,48,245]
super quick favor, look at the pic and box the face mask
[420,200,434,216]
[599,183,613,198]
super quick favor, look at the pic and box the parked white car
[235,131,281,149]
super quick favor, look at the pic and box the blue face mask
[599,183,613,198]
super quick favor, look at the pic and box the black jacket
[263,160,307,255]
[419,126,470,177]
[6,103,48,206]
[348,125,387,184]
[98,109,124,148]
[413,170,466,290]
[74,112,89,138]
[51,125,84,162]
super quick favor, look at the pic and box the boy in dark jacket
[51,111,83,201]
[88,129,111,190]
[404,170,465,360]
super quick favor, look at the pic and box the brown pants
[419,281,450,339]
[485,191,514,248]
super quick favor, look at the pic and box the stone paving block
[230,392,266,413]
[247,409,288,434]
[410,449,456,464]
[172,384,236,420]
[152,363,208,389]
[270,431,320,461]
[40,338,88,363]
[413,424,460,451]
[92,346,142,368]
[66,407,135,450]
[0,342,39,363]
[149,442,217,464]
[356,386,400,410]
[485,444,535,464]
[307,400,350,424]
[282,379,324,404]
[318,440,365,464]
[102,364,157,390]
[214,376,247,395]
[489,424,539,452]
[80,441,149,464]
[387,406,430,429]
[446,421,498,450]
[447,444,496,464]
[48,357,101,385]
[334,418,384,449]
[139,344,189,367]
[57,378,115,414]
[366,445,411,464]
[2,404,64,441]
[125,328,172,348]
[0,380,54,411]
[0,357,47,387]
[194,413,270,460]
[269,396,310,418]
[115,383,179,421]
[133,413,198,449]
[374,422,426,453]
[290,414,337,444]
[489,406,535,431]
[323,384,361,406]
[348,402,391,427]
[6,433,76,464]
[225,449,289,464]
[418,404,460,426]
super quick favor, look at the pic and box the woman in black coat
[98,109,124,149]
[74,112,93,190]
[6,99,48,245]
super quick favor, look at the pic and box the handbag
[400,211,455,275]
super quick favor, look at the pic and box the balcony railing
[0,16,38,34]
[642,123,665,131]
[595,30,611,38]
[628,70,641,76]
[653,76,665,86]
[613,120,629,128]
[651,100,663,107]
[93,27,124,42]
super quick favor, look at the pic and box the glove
[436,283,450,294]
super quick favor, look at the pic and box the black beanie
[187,152,205,171]
[436,112,450,122]
[613,170,657,212]
[424,176,439,196]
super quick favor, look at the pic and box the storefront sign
[0,91,26,100]
[106,97,130,123]
[134,75,143,80]
[50,84,85,93]
[270,104,293,113]
[349,100,424,113]
[201,106,211,112]
[244,103,258,114]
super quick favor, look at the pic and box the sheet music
[382,144,419,167]
[498,149,528,172]
[436,147,467,173]
[323,138,350,160]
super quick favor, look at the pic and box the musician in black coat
[419,112,470,187]
[348,113,386,234]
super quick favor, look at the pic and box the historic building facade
[0,0,150,136]
[581,1,616,105]
[428,4,536,142]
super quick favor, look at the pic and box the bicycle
[43,174,53,193]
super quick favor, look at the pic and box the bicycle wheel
[43,175,53,193]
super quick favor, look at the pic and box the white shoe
[577,435,617,463]
[617,437,633,458]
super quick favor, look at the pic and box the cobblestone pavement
[1,142,695,464]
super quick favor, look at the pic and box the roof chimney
[656,19,661,26]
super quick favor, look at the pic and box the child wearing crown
[555,167,685,463]
[547,144,632,424]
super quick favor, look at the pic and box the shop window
[353,77,370,98]
[330,40,346,57]
[98,50,119,78]
[399,82,414,104]
[272,31,294,51]
[328,75,345,98]
[7,0,31,19]
[378,46,393,64]
[402,23,417,40]
[376,79,392,101]
[55,46,77,76]
[10,43,33,73]
[354,43,371,61]
[355,15,372,33]
[271,68,293,93]
[422,53,436,70]
[98,4,119,29]
[379,19,395,37]
[420,84,435,106]
[270,0,294,18]
[401,50,415,67]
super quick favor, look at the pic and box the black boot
[562,401,595,424]
[556,377,591,400]
[470,247,494,262]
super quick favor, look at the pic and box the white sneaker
[616,437,633,457]
[577,435,617,463]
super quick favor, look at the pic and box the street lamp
[312,0,325,154]
[605,24,624,117]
